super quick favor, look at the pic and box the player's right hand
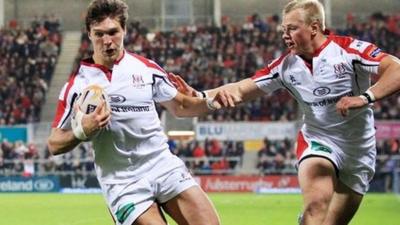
[336,95,367,117]
[79,101,111,137]
[168,73,199,97]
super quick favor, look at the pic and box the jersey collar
[312,35,331,57]
[81,58,113,82]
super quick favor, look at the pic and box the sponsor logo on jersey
[304,91,353,107]
[110,105,150,113]
[109,94,127,103]
[313,87,331,96]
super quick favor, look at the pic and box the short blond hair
[283,0,326,31]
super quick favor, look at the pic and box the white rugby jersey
[52,50,183,184]
[252,35,387,142]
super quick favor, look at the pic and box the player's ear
[310,21,318,36]
[310,20,321,35]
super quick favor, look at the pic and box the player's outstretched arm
[336,55,400,117]
[168,73,264,103]
[161,90,239,118]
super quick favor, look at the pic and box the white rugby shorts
[296,131,376,195]
[101,165,198,225]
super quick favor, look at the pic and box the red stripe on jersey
[51,100,67,128]
[331,35,387,62]
[51,73,77,128]
[296,131,309,160]
[128,52,167,74]
[81,61,113,82]
[251,52,289,80]
[251,67,271,80]
[330,35,354,50]
[313,36,332,57]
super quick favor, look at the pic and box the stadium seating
[0,15,62,125]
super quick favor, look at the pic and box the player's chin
[103,53,118,62]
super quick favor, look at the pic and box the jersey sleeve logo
[368,47,383,58]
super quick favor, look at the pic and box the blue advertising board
[0,126,27,142]
[0,176,60,192]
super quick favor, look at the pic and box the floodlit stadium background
[0,0,399,224]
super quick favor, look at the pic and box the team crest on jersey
[333,62,346,79]
[132,74,145,88]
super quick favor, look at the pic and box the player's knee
[304,196,330,218]
[193,218,220,225]
[188,213,220,225]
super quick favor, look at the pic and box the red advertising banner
[195,175,299,193]
[375,121,400,140]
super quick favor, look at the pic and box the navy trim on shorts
[298,154,339,178]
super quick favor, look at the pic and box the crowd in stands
[256,137,296,174]
[0,14,62,125]
[2,136,399,177]
[168,138,244,174]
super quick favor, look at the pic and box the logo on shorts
[311,141,332,153]
[116,203,136,224]
[179,172,192,183]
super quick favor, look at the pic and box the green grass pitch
[0,193,399,225]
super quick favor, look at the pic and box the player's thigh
[298,157,337,206]
[133,203,167,225]
[323,180,363,225]
[162,186,220,225]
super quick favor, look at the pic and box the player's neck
[302,34,328,60]
[92,50,124,69]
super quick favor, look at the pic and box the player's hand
[336,96,368,117]
[168,73,199,97]
[79,101,111,136]
[211,90,241,109]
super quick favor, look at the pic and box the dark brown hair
[85,0,128,32]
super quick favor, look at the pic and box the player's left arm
[369,55,400,100]
[336,55,400,116]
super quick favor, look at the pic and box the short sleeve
[347,39,388,74]
[251,62,284,94]
[51,80,80,129]
[150,66,178,102]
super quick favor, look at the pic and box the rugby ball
[77,84,110,114]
